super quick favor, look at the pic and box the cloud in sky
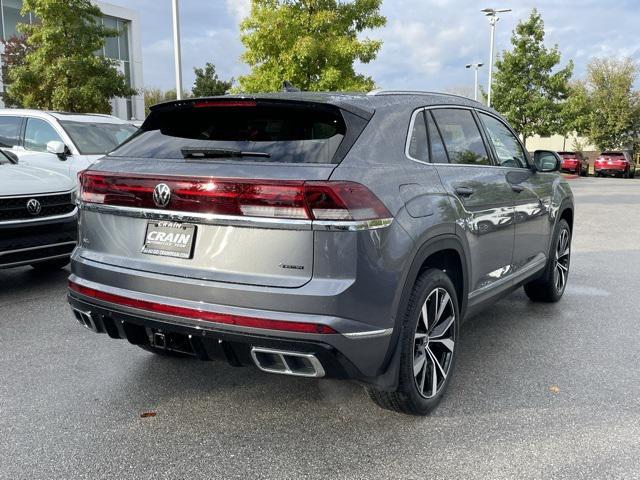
[105,0,640,93]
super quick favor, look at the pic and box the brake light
[68,281,337,334]
[78,172,391,222]
[193,100,257,108]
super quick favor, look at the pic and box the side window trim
[405,107,430,164]
[475,109,531,168]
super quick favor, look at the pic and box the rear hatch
[78,97,374,288]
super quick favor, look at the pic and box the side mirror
[533,150,561,172]
[46,140,68,160]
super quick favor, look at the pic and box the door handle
[454,186,475,197]
[511,184,525,193]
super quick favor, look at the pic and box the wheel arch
[371,234,470,391]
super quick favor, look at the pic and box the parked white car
[0,149,77,270]
[0,109,138,179]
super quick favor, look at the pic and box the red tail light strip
[78,172,392,223]
[68,281,337,334]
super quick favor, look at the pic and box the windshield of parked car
[60,121,138,155]
[600,152,624,157]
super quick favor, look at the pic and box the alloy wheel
[413,288,456,399]
[554,228,571,293]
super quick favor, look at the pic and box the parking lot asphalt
[1,176,640,480]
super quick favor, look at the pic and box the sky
[105,0,640,94]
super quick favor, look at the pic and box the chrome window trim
[405,105,528,169]
[79,202,393,232]
[0,207,78,226]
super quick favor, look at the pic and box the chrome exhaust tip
[250,347,325,378]
[72,308,100,333]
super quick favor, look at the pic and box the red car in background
[594,151,636,178]
[559,151,589,176]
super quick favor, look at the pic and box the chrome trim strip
[342,328,393,339]
[0,252,72,268]
[80,203,394,231]
[0,207,78,226]
[313,218,393,231]
[0,188,75,199]
[468,255,547,300]
[250,347,325,378]
[0,240,77,257]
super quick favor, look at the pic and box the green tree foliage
[558,81,591,149]
[7,0,136,113]
[192,63,233,97]
[1,35,33,108]
[583,57,640,150]
[238,0,386,93]
[491,9,573,145]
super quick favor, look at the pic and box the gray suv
[67,92,574,415]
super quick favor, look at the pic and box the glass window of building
[2,0,31,39]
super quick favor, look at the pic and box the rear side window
[0,116,22,147]
[111,102,348,164]
[408,111,428,161]
[432,109,490,166]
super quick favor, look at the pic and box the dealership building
[0,0,144,121]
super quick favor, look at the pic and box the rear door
[425,107,516,295]
[477,111,552,275]
[78,99,365,288]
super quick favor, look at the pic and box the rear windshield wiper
[181,147,271,159]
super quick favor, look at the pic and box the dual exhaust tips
[72,308,325,378]
[250,347,325,378]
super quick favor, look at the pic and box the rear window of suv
[110,102,347,164]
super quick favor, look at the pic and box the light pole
[171,0,183,100]
[465,63,484,101]
[482,7,511,107]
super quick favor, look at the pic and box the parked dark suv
[67,92,574,415]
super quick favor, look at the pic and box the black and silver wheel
[367,269,459,415]
[412,288,456,399]
[524,218,571,302]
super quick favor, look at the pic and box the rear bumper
[66,266,395,383]
[594,164,626,174]
[0,213,77,268]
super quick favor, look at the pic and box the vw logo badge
[153,183,171,208]
[26,198,42,216]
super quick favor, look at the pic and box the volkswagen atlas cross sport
[67,92,574,415]
[0,149,77,270]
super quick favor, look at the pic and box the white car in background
[0,110,138,179]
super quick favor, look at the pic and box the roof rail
[367,89,481,103]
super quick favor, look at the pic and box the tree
[491,9,573,146]
[558,81,591,150]
[7,0,136,113]
[192,63,233,97]
[144,88,191,116]
[237,0,386,93]
[1,35,33,108]
[583,57,640,150]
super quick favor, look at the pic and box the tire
[30,258,70,271]
[524,219,571,303]
[623,168,630,179]
[631,169,636,179]
[366,269,459,415]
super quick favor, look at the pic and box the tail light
[68,281,336,334]
[78,172,392,222]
